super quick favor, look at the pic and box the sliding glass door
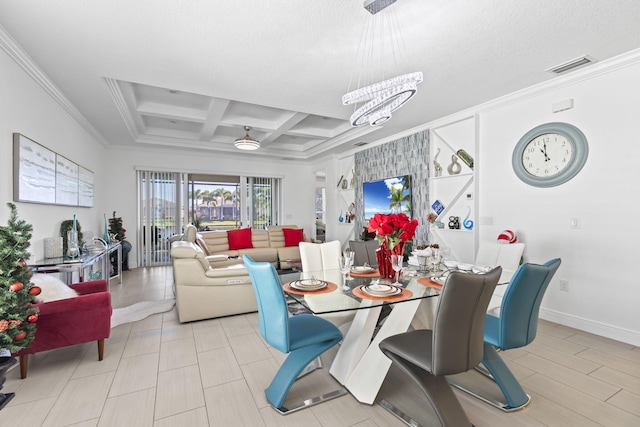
[137,171,281,267]
[137,170,186,267]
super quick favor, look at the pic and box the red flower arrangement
[368,213,418,251]
[368,213,419,280]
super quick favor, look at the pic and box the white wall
[0,47,108,261]
[476,55,640,345]
[105,145,317,267]
[327,52,640,345]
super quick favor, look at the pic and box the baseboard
[540,308,640,346]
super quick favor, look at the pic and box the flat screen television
[363,175,412,221]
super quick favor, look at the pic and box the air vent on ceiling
[546,56,595,74]
[354,141,369,146]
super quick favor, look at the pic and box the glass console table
[30,242,122,286]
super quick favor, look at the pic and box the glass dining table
[283,267,442,405]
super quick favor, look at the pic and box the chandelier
[343,0,423,127]
[234,126,260,150]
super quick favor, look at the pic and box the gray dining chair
[378,267,502,427]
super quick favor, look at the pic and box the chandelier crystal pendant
[343,0,423,127]
[234,126,260,150]
[343,72,423,126]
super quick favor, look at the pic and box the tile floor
[1,266,639,426]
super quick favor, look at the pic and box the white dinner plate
[351,266,374,273]
[472,265,492,274]
[431,276,447,285]
[361,284,401,296]
[290,280,327,291]
[457,263,473,271]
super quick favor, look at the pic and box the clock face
[521,133,573,178]
[512,122,588,188]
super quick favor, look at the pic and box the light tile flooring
[1,266,639,426]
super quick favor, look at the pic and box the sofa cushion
[283,228,304,247]
[227,228,254,250]
[31,274,79,303]
[195,235,211,255]
[266,225,300,248]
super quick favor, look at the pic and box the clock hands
[539,141,551,162]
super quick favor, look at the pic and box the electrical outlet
[559,279,569,292]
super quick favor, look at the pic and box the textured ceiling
[1,0,640,160]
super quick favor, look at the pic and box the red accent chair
[12,279,112,379]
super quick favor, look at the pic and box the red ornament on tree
[14,331,27,341]
[28,286,41,296]
[9,282,23,292]
[18,259,28,268]
[27,313,39,323]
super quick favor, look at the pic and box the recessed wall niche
[353,130,430,245]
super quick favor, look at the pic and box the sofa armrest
[35,290,112,316]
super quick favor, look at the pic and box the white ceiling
[2,0,640,160]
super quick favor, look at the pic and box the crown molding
[0,24,110,147]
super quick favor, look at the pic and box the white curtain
[136,170,186,267]
[242,176,281,229]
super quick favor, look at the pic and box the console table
[30,242,122,286]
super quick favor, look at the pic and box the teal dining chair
[378,267,502,427]
[454,258,561,411]
[242,255,346,414]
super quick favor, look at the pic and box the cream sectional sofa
[171,240,257,322]
[181,224,307,270]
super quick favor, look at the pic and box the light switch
[570,218,579,229]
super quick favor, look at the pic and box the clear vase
[67,230,79,258]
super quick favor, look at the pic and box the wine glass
[391,254,403,286]
[338,255,351,291]
[430,249,442,272]
[345,250,355,280]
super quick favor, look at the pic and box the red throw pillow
[227,228,254,250]
[283,228,304,247]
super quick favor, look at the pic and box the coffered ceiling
[1,1,640,160]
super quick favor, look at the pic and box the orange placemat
[283,281,337,295]
[417,277,443,290]
[352,285,413,302]
[350,269,380,278]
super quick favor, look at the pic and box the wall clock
[512,122,588,187]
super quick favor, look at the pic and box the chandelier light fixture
[234,126,260,150]
[343,0,423,127]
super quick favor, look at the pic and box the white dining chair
[298,240,356,330]
[299,240,341,271]
[475,241,525,312]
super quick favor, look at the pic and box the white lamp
[234,126,260,150]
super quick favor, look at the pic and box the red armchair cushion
[283,228,304,247]
[227,228,253,250]
[13,279,112,357]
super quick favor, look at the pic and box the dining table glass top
[283,268,441,315]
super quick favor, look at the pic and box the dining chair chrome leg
[272,387,347,415]
[449,342,530,412]
[379,399,421,427]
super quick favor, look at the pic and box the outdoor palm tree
[200,190,217,220]
[213,188,233,220]
[388,175,411,213]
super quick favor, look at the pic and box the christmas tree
[108,211,130,272]
[0,203,38,354]
[108,211,126,242]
